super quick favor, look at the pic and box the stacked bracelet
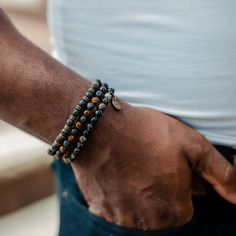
[47,79,121,163]
[63,88,114,164]
[47,79,102,158]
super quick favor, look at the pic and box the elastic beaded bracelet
[63,89,115,164]
[58,88,106,161]
[47,79,102,158]
[55,95,101,159]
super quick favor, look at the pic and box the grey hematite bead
[80,115,87,123]
[95,110,103,117]
[104,92,112,100]
[95,79,102,86]
[62,129,69,137]
[66,119,73,127]
[91,81,100,90]
[91,117,98,123]
[72,109,79,117]
[71,128,78,135]
[63,140,70,147]
[85,91,94,98]
[78,99,87,108]
[79,136,87,143]
[87,102,95,111]
[98,103,106,111]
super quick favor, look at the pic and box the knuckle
[186,133,213,170]
[221,165,236,186]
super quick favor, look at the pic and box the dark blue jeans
[52,145,236,236]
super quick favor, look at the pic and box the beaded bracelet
[47,79,102,158]
[57,87,107,159]
[53,83,112,159]
[63,89,115,164]
[47,79,122,161]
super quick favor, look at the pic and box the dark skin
[0,9,236,231]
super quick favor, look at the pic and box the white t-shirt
[47,0,236,147]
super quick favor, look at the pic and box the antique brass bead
[69,115,76,121]
[82,96,90,102]
[75,122,82,129]
[83,110,92,117]
[64,125,71,130]
[68,135,75,142]
[75,105,83,111]
[91,97,100,105]
[60,146,66,153]
[88,87,96,93]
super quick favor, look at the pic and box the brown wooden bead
[83,110,92,117]
[60,146,66,153]
[75,122,82,129]
[91,97,100,104]
[68,135,75,142]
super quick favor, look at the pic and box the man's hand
[72,104,236,231]
[1,8,235,232]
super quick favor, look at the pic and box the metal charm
[111,96,122,111]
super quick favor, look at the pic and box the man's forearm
[0,9,100,144]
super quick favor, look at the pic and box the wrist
[71,99,134,167]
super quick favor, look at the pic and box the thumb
[187,136,236,204]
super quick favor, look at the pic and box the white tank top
[47,0,236,147]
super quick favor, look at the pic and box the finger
[187,137,236,204]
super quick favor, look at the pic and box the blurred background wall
[0,1,59,235]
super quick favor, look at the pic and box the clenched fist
[72,103,236,231]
